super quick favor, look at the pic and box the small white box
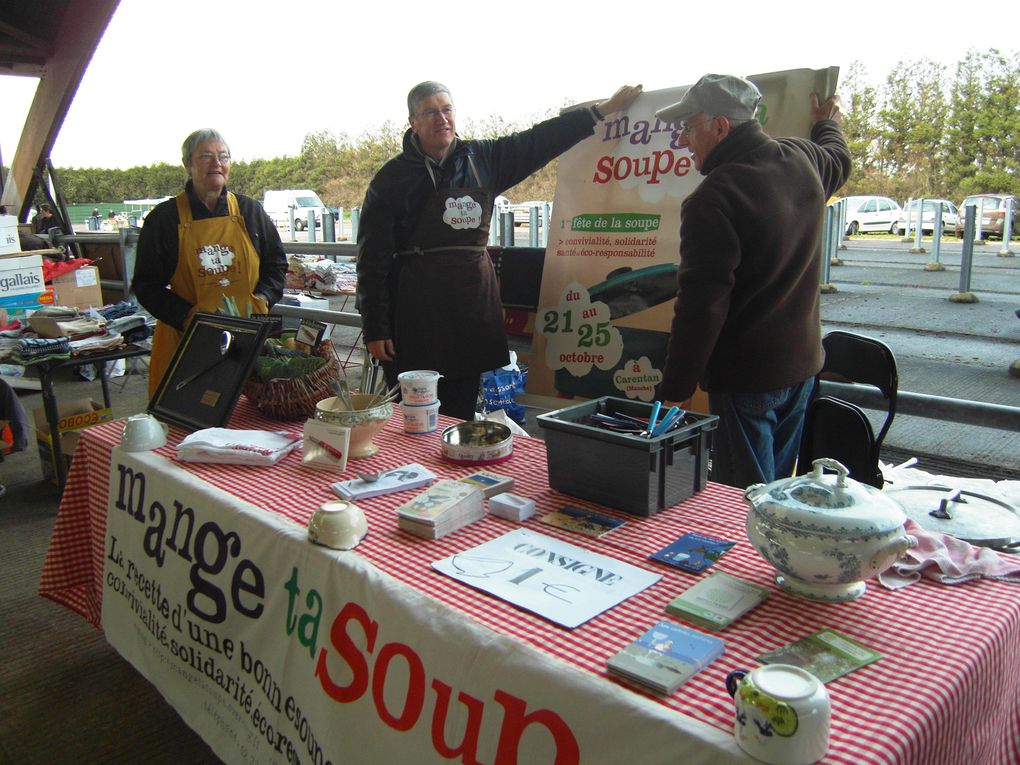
[0,215,20,255]
[489,492,536,522]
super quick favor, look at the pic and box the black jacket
[356,108,598,348]
[133,181,286,330]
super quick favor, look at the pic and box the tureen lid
[745,458,906,535]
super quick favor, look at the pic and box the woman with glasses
[357,81,642,420]
[134,128,287,395]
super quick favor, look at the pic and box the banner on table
[527,67,840,402]
[99,448,740,765]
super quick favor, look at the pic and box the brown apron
[394,162,508,378]
[148,192,268,395]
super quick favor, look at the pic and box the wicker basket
[243,340,339,421]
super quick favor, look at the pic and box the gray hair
[407,81,451,117]
[182,128,229,164]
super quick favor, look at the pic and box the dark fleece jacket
[659,119,851,401]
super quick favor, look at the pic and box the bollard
[288,206,297,241]
[542,202,552,247]
[910,198,926,253]
[901,197,914,242]
[1000,196,1015,257]
[950,205,978,303]
[974,198,986,244]
[825,201,842,267]
[307,210,317,242]
[836,198,847,249]
[819,205,836,293]
[500,211,515,247]
[336,206,345,240]
[529,205,540,248]
[925,203,946,271]
[350,207,360,243]
[323,210,336,242]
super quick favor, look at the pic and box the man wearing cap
[655,74,851,488]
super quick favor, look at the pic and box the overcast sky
[2,0,1018,170]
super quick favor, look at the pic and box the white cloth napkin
[177,428,302,466]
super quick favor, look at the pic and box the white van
[262,189,330,232]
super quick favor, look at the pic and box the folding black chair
[797,331,899,488]
[799,396,883,487]
[818,330,898,451]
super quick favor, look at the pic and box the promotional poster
[527,67,839,403]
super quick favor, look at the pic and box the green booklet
[756,628,882,683]
[665,571,770,630]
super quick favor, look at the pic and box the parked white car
[840,195,904,235]
[895,198,959,236]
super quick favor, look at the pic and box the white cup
[121,414,168,451]
[308,500,368,550]
[397,370,442,405]
[401,401,440,434]
[726,665,830,765]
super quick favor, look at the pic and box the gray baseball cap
[656,74,761,123]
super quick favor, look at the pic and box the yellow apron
[148,192,268,396]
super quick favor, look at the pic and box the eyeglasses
[196,151,231,164]
[676,116,715,136]
[415,105,456,120]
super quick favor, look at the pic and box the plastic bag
[481,351,527,425]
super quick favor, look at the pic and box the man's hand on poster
[597,84,644,116]
[367,338,394,362]
[810,92,842,126]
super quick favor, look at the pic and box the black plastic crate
[537,397,717,517]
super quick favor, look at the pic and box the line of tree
[16,49,1020,212]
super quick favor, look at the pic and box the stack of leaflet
[396,479,485,539]
[607,620,725,695]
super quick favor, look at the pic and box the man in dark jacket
[656,74,851,488]
[357,81,641,420]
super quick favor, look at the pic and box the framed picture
[149,313,270,431]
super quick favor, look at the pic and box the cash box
[537,397,717,517]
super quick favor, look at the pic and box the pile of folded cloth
[0,302,152,367]
[285,256,356,294]
[177,428,302,466]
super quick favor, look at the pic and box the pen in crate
[584,400,687,437]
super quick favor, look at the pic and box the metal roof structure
[0,0,120,222]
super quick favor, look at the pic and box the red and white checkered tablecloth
[40,399,1020,765]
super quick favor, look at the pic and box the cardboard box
[53,266,104,310]
[0,215,19,255]
[33,398,115,484]
[537,397,718,517]
[0,251,48,320]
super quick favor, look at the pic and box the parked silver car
[895,198,959,236]
[840,195,903,235]
[955,194,1019,239]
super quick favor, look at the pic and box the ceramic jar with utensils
[398,370,442,434]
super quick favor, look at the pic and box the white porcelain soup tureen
[743,458,916,602]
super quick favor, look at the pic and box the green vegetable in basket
[252,354,328,383]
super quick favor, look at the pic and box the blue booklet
[649,531,736,573]
[607,620,725,694]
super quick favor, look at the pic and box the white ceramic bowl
[743,458,916,602]
[308,500,368,550]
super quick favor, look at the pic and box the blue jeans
[708,379,814,489]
